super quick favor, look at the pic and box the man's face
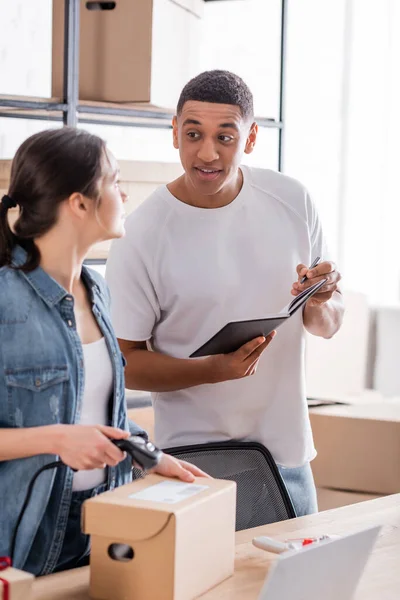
[173,101,257,197]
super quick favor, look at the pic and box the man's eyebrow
[181,119,239,131]
[219,122,239,131]
[182,118,201,127]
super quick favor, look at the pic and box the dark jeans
[53,482,107,573]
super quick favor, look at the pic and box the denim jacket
[0,246,146,575]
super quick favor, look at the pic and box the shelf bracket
[63,0,80,127]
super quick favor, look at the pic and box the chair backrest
[164,440,296,531]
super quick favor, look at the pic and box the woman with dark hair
[0,127,207,576]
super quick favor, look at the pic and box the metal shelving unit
[0,0,287,166]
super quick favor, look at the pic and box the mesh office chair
[164,440,296,531]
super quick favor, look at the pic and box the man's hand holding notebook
[190,275,327,358]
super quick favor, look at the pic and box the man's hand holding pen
[291,256,342,307]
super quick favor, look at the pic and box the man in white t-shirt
[106,70,344,516]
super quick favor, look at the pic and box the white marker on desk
[252,534,338,554]
[252,536,292,554]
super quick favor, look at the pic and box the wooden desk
[32,494,400,600]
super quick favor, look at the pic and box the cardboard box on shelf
[83,474,236,600]
[310,399,400,494]
[0,562,34,600]
[86,160,183,260]
[52,0,203,105]
[0,159,183,261]
[316,487,383,512]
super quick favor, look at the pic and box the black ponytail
[0,199,18,267]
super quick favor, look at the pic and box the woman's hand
[52,424,130,471]
[150,452,211,482]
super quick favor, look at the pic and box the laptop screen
[258,526,380,600]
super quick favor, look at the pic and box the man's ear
[172,116,179,149]
[67,192,89,218]
[244,121,258,155]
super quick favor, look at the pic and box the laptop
[258,525,381,600]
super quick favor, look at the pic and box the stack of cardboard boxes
[307,291,400,510]
[311,398,400,510]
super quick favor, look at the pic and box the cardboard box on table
[82,474,236,600]
[310,399,400,495]
[0,561,34,600]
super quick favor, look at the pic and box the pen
[300,256,321,284]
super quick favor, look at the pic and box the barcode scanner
[10,435,162,563]
[112,435,162,471]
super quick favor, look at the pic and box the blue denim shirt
[0,246,146,575]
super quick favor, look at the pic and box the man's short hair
[176,70,254,121]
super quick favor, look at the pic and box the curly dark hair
[176,70,254,121]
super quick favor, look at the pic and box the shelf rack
[0,0,287,165]
[0,0,288,264]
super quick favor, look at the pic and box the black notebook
[190,278,327,358]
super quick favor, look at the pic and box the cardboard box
[128,405,155,441]
[316,487,383,512]
[0,565,34,600]
[52,0,203,105]
[83,474,236,600]
[1,159,183,261]
[310,400,400,494]
[86,160,183,259]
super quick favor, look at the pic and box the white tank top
[72,337,113,491]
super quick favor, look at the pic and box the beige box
[127,405,155,440]
[52,0,203,105]
[310,401,400,494]
[1,159,183,261]
[87,160,183,259]
[316,487,383,512]
[83,474,236,600]
[0,565,34,600]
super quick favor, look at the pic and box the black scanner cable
[9,435,162,563]
[10,460,68,564]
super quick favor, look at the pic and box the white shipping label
[129,481,209,504]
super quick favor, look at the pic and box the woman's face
[91,149,128,242]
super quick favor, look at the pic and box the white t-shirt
[106,166,327,467]
[72,337,113,491]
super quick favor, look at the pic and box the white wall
[151,0,204,108]
[200,0,281,119]
[283,0,347,260]
[340,0,400,303]
[0,0,55,156]
[0,0,52,97]
[283,0,400,304]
